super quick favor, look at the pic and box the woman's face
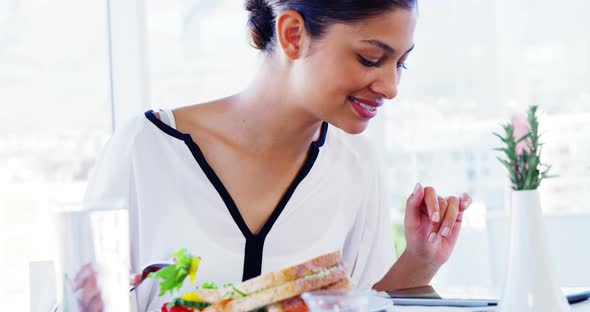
[295,9,417,134]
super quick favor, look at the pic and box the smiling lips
[348,96,383,119]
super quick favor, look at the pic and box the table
[389,299,590,311]
[380,286,590,312]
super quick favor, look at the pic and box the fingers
[457,193,472,223]
[87,296,104,312]
[405,183,425,229]
[406,186,473,244]
[79,294,104,312]
[130,273,142,286]
[73,263,104,312]
[439,196,460,238]
[79,273,99,304]
[428,196,448,243]
[442,193,472,239]
[85,293,104,312]
[454,211,465,235]
[73,263,95,291]
[423,187,440,222]
[78,273,104,312]
[460,192,472,211]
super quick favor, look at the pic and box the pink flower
[511,114,531,156]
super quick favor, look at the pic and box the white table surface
[389,298,590,312]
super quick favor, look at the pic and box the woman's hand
[404,183,472,269]
[72,264,104,312]
[374,183,472,291]
[73,264,142,312]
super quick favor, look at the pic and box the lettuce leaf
[149,248,199,296]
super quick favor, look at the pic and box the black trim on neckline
[313,121,329,148]
[144,110,190,141]
[144,110,329,281]
[240,140,322,280]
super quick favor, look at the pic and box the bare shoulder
[170,97,237,137]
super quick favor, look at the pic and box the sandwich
[151,249,351,312]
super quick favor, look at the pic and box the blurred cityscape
[1,0,589,309]
[381,110,590,217]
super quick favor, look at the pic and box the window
[7,2,588,307]
[379,0,590,287]
[142,1,590,289]
[0,0,111,309]
[146,0,259,109]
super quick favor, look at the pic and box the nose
[370,68,399,100]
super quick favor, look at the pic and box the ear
[276,10,308,60]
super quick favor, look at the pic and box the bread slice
[221,264,348,312]
[194,251,343,302]
[321,276,352,291]
[237,251,342,294]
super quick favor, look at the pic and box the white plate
[369,295,394,311]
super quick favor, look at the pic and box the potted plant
[493,105,569,311]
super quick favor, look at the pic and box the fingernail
[412,183,421,196]
[462,194,472,208]
[441,227,450,237]
[432,212,440,223]
[428,232,437,243]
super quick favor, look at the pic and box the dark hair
[245,0,417,52]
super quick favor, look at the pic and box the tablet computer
[385,286,590,307]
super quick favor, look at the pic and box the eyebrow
[361,40,415,55]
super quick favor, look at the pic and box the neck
[230,58,324,153]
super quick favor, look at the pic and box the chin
[333,120,370,135]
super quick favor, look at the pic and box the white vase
[498,189,570,312]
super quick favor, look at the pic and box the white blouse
[84,109,396,311]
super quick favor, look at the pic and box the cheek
[343,67,374,90]
[306,57,373,98]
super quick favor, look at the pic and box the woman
[77,0,472,311]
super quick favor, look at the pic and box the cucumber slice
[176,299,211,309]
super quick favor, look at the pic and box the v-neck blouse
[84,110,396,312]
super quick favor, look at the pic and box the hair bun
[245,0,275,51]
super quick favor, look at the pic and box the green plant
[493,105,556,190]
